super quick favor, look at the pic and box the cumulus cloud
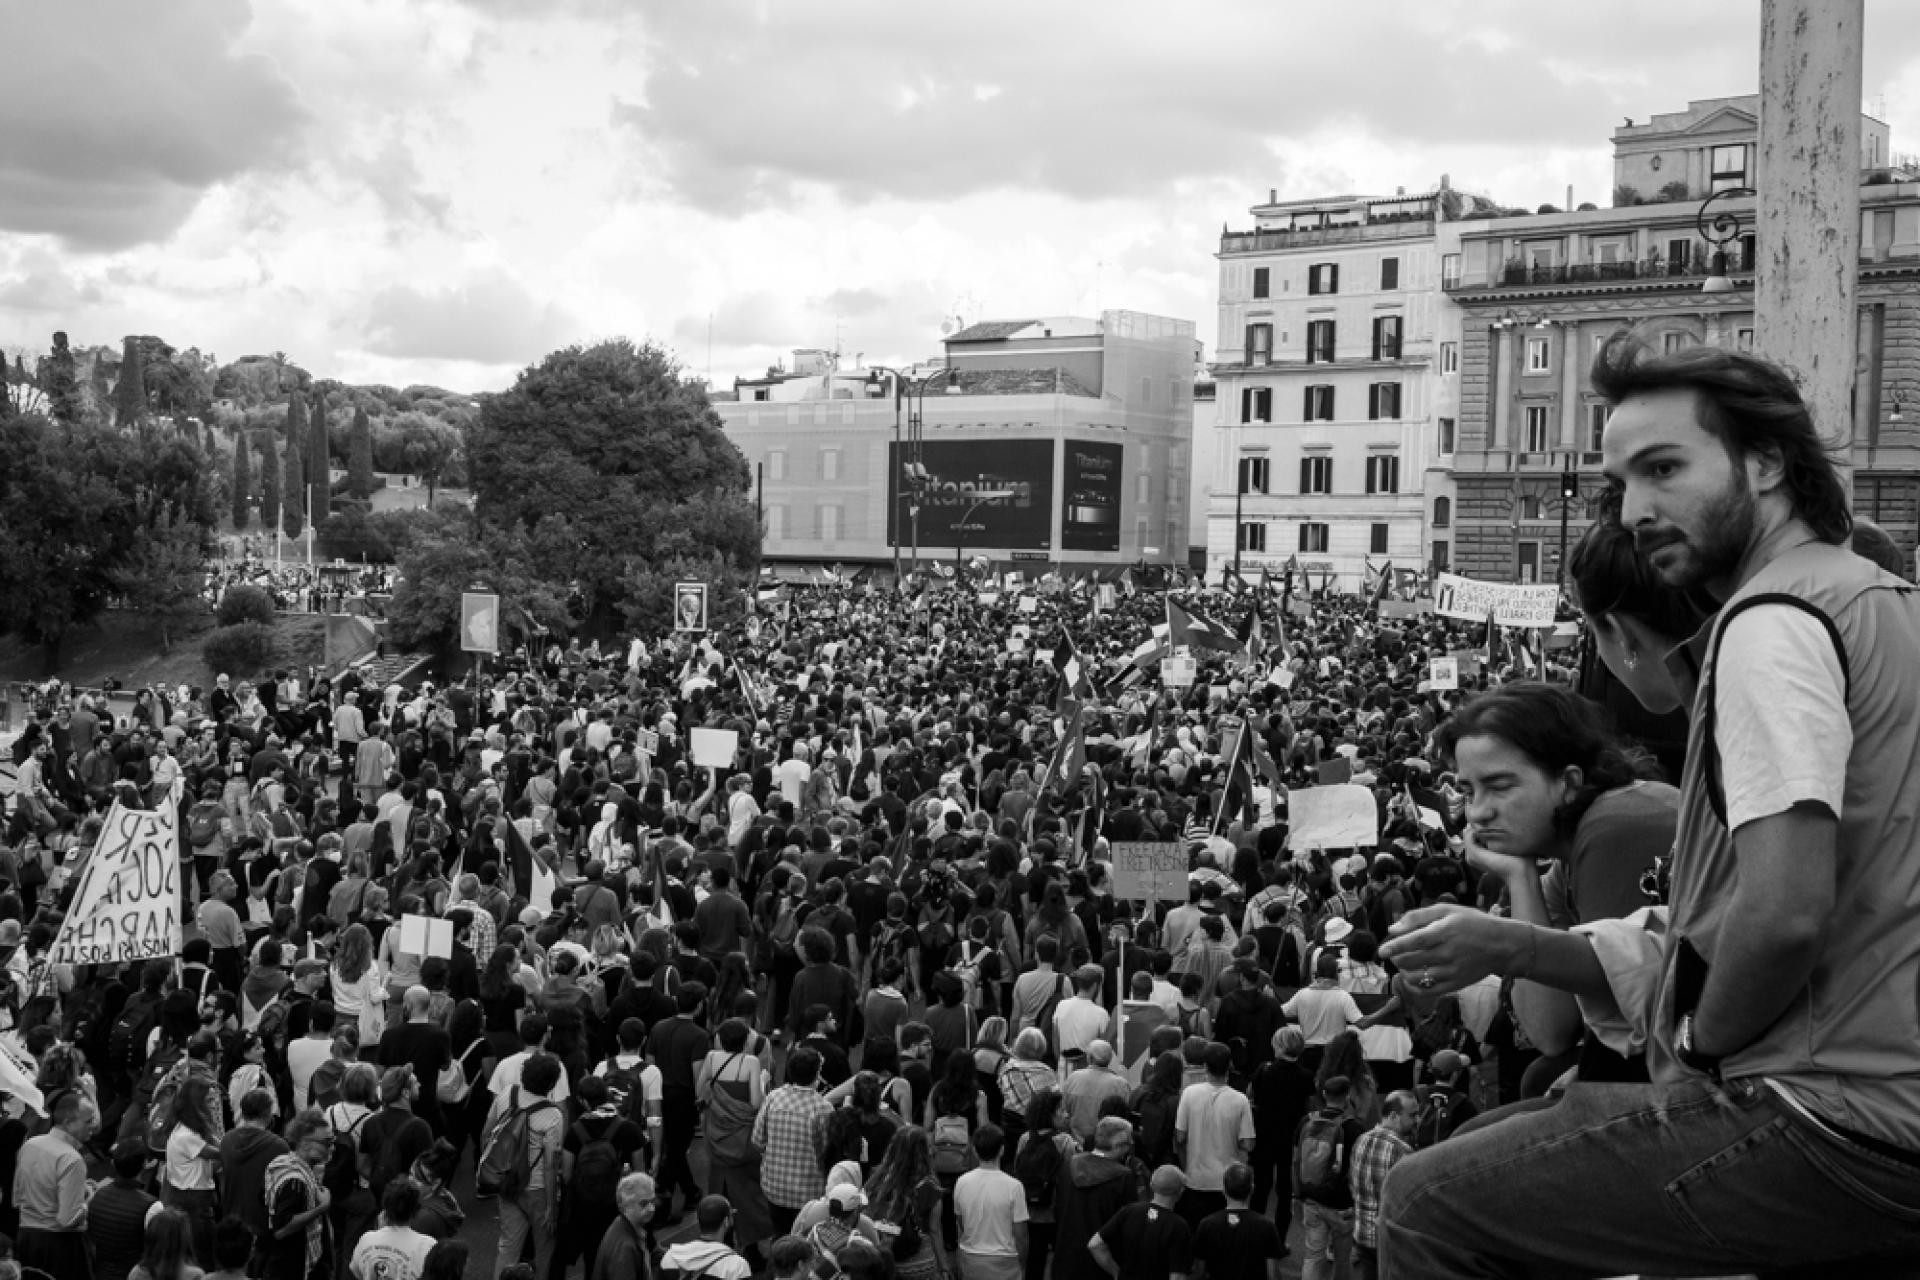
[364,266,577,365]
[0,0,308,251]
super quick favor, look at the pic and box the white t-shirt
[488,1050,572,1105]
[953,1166,1029,1257]
[349,1224,435,1280]
[1714,606,1850,831]
[1175,1081,1256,1192]
[1051,996,1108,1063]
[1281,985,1362,1047]
[287,1038,333,1110]
[165,1125,216,1191]
[775,758,811,806]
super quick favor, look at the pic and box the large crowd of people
[1,336,1917,1280]
[204,560,396,616]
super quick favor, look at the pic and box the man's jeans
[497,1192,552,1280]
[1382,1075,1920,1278]
[1301,1199,1353,1280]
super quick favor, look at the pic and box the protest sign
[1429,657,1460,690]
[1111,842,1187,902]
[1161,654,1196,688]
[1264,667,1296,690]
[690,727,739,769]
[1286,784,1380,850]
[1007,636,1026,653]
[977,592,1001,607]
[399,914,454,959]
[1432,573,1559,628]
[1378,599,1425,621]
[1096,584,1117,611]
[460,592,499,654]
[1447,648,1484,677]
[636,729,660,756]
[1035,649,1054,664]
[1018,596,1039,615]
[49,798,183,965]
[1316,756,1353,786]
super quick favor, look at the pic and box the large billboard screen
[887,440,1053,550]
[1061,441,1124,552]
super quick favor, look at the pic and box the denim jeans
[1381,1075,1920,1278]
[496,1192,552,1280]
[1300,1199,1353,1280]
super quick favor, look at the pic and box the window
[1710,143,1748,193]
[1739,232,1756,271]
[1368,382,1403,421]
[1524,405,1551,453]
[1371,523,1390,555]
[1525,336,1551,373]
[1441,253,1461,288]
[818,504,842,541]
[1252,267,1270,299]
[1666,237,1692,273]
[1735,327,1754,351]
[1299,522,1330,553]
[1303,385,1335,422]
[1307,319,1335,363]
[1588,403,1608,452]
[752,388,771,402]
[1521,494,1542,521]
[1365,455,1400,495]
[1440,342,1458,375]
[1662,331,1690,354]
[1308,263,1339,295]
[820,448,840,481]
[1137,474,1151,503]
[1239,522,1267,552]
[1240,387,1273,423]
[1525,240,1561,269]
[1237,456,1270,494]
[766,505,787,540]
[1437,417,1456,456]
[1371,315,1403,360]
[1300,456,1332,494]
[767,449,787,481]
[1433,496,1451,528]
[1431,538,1450,571]
[1245,322,1273,365]
[1380,257,1400,290]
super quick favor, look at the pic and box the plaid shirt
[1349,1124,1411,1249]
[752,1083,831,1208]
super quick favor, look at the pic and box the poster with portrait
[459,592,499,655]
[673,582,709,632]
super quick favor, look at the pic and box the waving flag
[1167,598,1241,655]
[506,821,559,915]
[1046,699,1090,797]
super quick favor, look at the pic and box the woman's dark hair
[930,1045,979,1115]
[1590,330,1851,544]
[1024,1086,1064,1134]
[1141,1050,1182,1099]
[1567,516,1709,641]
[1435,681,1660,836]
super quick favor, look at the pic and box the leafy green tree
[232,431,252,529]
[259,428,280,532]
[470,339,756,629]
[385,508,569,651]
[114,336,147,429]
[402,421,455,508]
[282,394,306,540]
[308,391,331,525]
[43,332,81,427]
[109,504,212,652]
[348,406,375,496]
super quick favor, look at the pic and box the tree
[232,431,252,529]
[348,406,375,497]
[258,428,280,532]
[385,508,569,651]
[43,332,81,427]
[109,504,211,652]
[470,339,756,629]
[308,391,331,526]
[114,335,147,429]
[402,424,454,508]
[282,394,306,540]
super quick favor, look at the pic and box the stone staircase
[348,650,435,689]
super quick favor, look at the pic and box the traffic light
[1560,470,1579,500]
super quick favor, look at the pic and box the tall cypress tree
[283,394,306,540]
[114,335,146,429]
[307,391,331,525]
[232,434,252,530]
[348,406,374,497]
[259,428,280,532]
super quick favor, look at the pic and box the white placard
[1428,657,1460,690]
[399,913,454,959]
[1007,636,1027,653]
[49,797,183,965]
[1035,649,1054,664]
[690,727,739,769]
[1432,573,1560,628]
[978,592,1001,606]
[1161,655,1197,688]
[1285,784,1381,850]
[1017,596,1039,615]
[1266,667,1296,690]
[1111,841,1187,902]
[636,729,660,755]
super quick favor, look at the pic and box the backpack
[1412,1088,1467,1151]
[1031,974,1069,1056]
[1296,1112,1346,1200]
[438,1039,484,1106]
[107,994,161,1085]
[952,940,991,1010]
[1175,1003,1204,1038]
[136,1054,190,1154]
[930,1112,973,1177]
[476,1086,557,1199]
[601,1055,652,1129]
[1135,1090,1178,1168]
[323,1109,369,1201]
[918,905,954,952]
[1013,1128,1066,1210]
[187,804,222,848]
[570,1119,624,1208]
[769,905,803,958]
[16,958,55,1037]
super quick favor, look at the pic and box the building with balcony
[713,310,1195,574]
[1440,100,1920,583]
[1207,188,1456,589]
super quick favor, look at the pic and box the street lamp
[865,363,963,580]
[1697,186,1757,293]
[954,490,1017,570]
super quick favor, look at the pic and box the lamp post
[866,366,909,584]
[906,366,960,574]
[954,490,1017,570]
[1697,186,1757,293]
[1557,457,1579,586]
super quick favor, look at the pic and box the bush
[216,583,275,627]
[201,622,274,678]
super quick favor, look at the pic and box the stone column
[1756,0,1864,492]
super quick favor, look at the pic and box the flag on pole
[647,842,676,931]
[506,821,559,915]
[1370,560,1393,611]
[1052,629,1095,706]
[1118,567,1137,597]
[1222,567,1251,597]
[1166,598,1241,654]
[1483,607,1507,669]
[1407,781,1455,834]
[1047,699,1090,797]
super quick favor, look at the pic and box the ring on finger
[1420,969,1435,988]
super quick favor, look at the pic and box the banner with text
[1111,841,1188,902]
[49,798,183,965]
[1432,573,1560,628]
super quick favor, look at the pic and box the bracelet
[1513,923,1539,979]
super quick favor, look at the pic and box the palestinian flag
[1052,629,1095,706]
[1222,567,1251,596]
[1047,699,1090,796]
[506,821,559,915]
[1370,560,1393,611]
[1167,598,1241,655]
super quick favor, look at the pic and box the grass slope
[0,612,328,687]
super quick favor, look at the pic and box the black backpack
[107,994,161,1085]
[570,1119,624,1208]
[1031,974,1069,1056]
[1013,1128,1066,1210]
[323,1109,369,1201]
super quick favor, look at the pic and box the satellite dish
[940,319,955,335]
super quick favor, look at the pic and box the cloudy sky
[4,0,1919,394]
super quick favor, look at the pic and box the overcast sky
[4,0,1919,394]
